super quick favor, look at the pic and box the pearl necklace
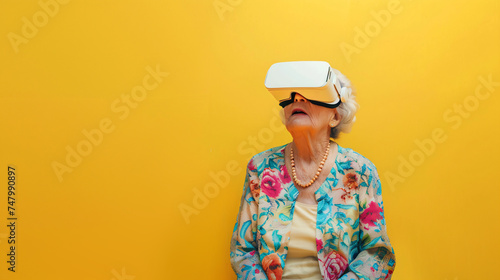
[290,141,330,188]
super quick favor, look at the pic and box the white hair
[278,68,359,139]
[330,68,359,139]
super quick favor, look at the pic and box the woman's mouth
[291,108,308,116]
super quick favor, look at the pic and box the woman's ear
[329,109,341,128]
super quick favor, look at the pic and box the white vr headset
[264,61,343,108]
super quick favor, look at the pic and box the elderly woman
[229,61,396,280]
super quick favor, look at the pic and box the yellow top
[282,201,322,279]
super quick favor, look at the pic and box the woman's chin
[285,120,314,131]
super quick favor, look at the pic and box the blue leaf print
[289,187,298,200]
[241,264,252,279]
[245,196,255,204]
[333,211,346,220]
[336,161,352,172]
[261,241,271,254]
[269,158,278,169]
[275,199,282,208]
[317,200,331,225]
[259,226,267,236]
[257,160,266,172]
[362,236,382,250]
[376,180,382,196]
[272,230,282,251]
[333,211,347,227]
[335,204,357,210]
[343,231,351,244]
[352,217,359,228]
[350,260,363,269]
[340,242,348,252]
[359,182,369,190]
[240,220,251,239]
[243,239,254,249]
[279,213,292,222]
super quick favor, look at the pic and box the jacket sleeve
[342,163,396,280]
[230,159,268,280]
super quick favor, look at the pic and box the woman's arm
[230,160,268,280]
[341,163,396,280]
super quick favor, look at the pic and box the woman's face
[283,93,340,135]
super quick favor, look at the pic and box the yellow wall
[1,0,499,279]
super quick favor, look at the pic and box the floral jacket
[229,144,396,280]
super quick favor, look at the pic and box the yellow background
[1,0,499,279]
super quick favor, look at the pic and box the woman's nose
[294,93,307,103]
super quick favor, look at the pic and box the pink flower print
[279,164,291,184]
[322,250,348,279]
[261,168,283,199]
[360,201,383,230]
[316,239,324,252]
[248,158,257,171]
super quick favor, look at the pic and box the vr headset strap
[279,92,342,108]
